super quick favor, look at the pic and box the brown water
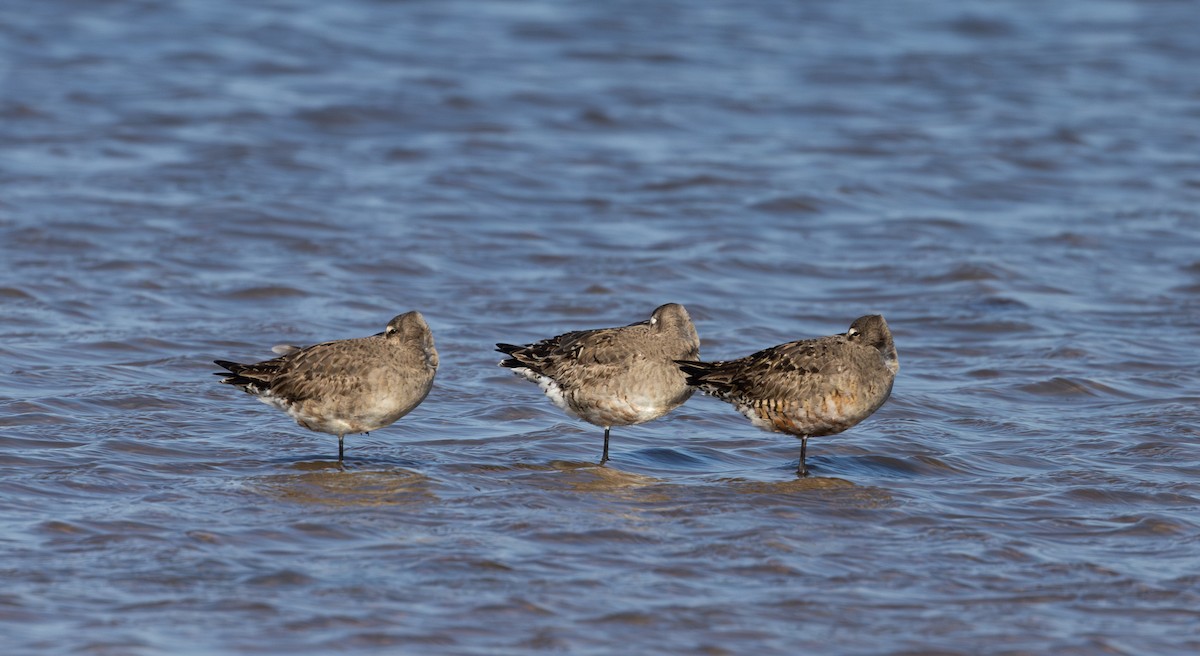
[3,0,1200,653]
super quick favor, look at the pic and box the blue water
[2,0,1199,653]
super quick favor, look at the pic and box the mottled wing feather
[498,326,640,375]
[268,338,400,403]
[681,336,847,403]
[555,329,640,368]
[213,356,289,393]
[497,333,567,376]
[217,337,382,403]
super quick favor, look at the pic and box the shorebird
[496,303,700,464]
[213,311,438,460]
[676,315,897,476]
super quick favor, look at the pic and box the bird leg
[796,435,809,477]
[338,434,345,461]
[600,426,611,465]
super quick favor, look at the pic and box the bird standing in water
[497,303,700,464]
[214,311,438,461]
[677,315,897,476]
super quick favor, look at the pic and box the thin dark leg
[796,436,809,477]
[338,434,345,461]
[600,426,611,465]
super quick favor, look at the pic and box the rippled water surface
[3,0,1200,653]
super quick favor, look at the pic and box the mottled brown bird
[676,315,897,476]
[497,303,700,464]
[214,312,438,460]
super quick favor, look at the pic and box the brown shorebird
[496,303,700,464]
[676,315,897,476]
[214,312,438,460]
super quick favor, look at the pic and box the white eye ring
[847,328,860,337]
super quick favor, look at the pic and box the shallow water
[3,0,1200,653]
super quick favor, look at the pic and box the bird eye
[847,328,860,338]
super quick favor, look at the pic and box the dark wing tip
[495,343,523,367]
[212,360,271,390]
[674,359,714,386]
[495,343,526,369]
